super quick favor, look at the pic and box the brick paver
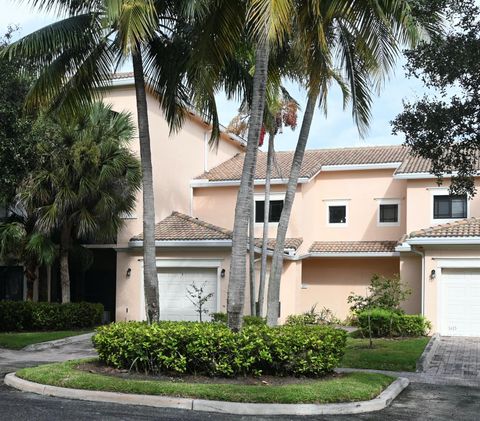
[425,336,480,381]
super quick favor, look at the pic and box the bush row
[93,321,347,377]
[357,308,431,337]
[210,312,266,326]
[0,301,104,331]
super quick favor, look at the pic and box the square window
[433,195,467,219]
[255,199,284,223]
[329,205,346,224]
[379,204,398,223]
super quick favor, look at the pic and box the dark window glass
[329,205,346,224]
[255,200,284,223]
[0,266,23,301]
[379,204,398,223]
[434,195,467,219]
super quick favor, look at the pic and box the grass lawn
[341,337,430,372]
[0,330,91,350]
[16,359,394,404]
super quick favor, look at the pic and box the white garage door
[441,268,480,336]
[158,268,218,321]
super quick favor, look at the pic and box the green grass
[16,359,394,404]
[341,337,430,372]
[0,330,91,350]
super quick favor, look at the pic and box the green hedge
[93,321,347,377]
[357,308,431,337]
[0,301,103,331]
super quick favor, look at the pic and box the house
[7,73,480,337]
[114,133,480,336]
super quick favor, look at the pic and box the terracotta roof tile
[197,145,408,181]
[254,237,303,251]
[408,217,480,238]
[131,212,232,241]
[309,241,398,253]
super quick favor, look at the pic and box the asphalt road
[1,381,479,421]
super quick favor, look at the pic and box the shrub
[210,313,266,326]
[0,301,103,332]
[93,321,347,377]
[357,308,431,338]
[285,305,341,326]
[348,274,412,314]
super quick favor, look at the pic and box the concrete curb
[4,372,409,415]
[416,334,439,373]
[22,333,94,352]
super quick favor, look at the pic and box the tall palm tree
[265,1,439,325]
[17,103,141,303]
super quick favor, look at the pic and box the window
[255,199,284,223]
[329,205,346,224]
[433,195,467,219]
[379,204,398,223]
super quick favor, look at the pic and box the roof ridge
[171,211,233,237]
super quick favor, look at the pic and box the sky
[0,1,428,151]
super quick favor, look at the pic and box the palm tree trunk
[60,224,71,304]
[227,37,269,331]
[266,93,317,326]
[248,184,256,316]
[132,48,159,323]
[257,132,274,317]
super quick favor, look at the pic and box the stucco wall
[101,86,243,246]
[399,253,422,314]
[300,257,400,321]
[405,178,480,233]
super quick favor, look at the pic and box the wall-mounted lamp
[220,269,226,278]
[126,268,132,278]
[430,269,436,280]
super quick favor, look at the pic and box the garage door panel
[158,268,217,321]
[441,269,480,336]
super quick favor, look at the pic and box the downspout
[411,247,425,316]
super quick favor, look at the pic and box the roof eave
[406,237,480,245]
[190,177,311,188]
[129,239,232,248]
[308,252,399,257]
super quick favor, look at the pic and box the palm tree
[0,215,56,300]
[265,1,439,325]
[17,103,141,303]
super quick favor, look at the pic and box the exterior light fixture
[126,268,132,277]
[430,269,436,280]
[220,269,226,278]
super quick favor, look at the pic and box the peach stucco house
[95,74,480,337]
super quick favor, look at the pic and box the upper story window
[433,195,467,219]
[255,199,284,223]
[325,200,349,226]
[329,206,346,224]
[379,204,398,223]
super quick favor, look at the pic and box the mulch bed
[77,361,342,386]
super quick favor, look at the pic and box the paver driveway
[424,336,480,383]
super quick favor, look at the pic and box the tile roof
[254,237,303,251]
[111,72,134,80]
[408,218,480,239]
[131,212,232,241]
[309,241,398,253]
[196,145,408,181]
[395,152,480,175]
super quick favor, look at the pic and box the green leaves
[93,321,347,377]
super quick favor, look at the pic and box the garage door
[157,268,217,321]
[441,268,480,336]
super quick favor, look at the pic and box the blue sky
[0,1,427,151]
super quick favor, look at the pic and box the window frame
[433,195,467,220]
[254,193,285,225]
[325,200,349,227]
[430,188,469,224]
[377,199,401,227]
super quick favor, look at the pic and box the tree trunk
[248,183,256,316]
[266,93,317,326]
[257,132,274,317]
[227,37,269,331]
[132,48,159,323]
[60,224,71,304]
